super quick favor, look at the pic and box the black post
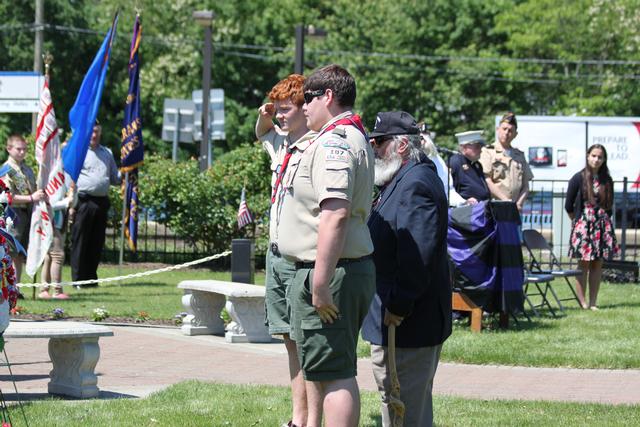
[294,24,304,74]
[231,239,255,284]
[621,177,628,260]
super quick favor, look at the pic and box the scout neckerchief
[270,114,367,203]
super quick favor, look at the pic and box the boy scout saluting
[255,74,317,427]
[278,64,375,427]
[479,112,533,211]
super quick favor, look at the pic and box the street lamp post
[193,10,215,171]
[294,25,305,75]
[294,24,327,75]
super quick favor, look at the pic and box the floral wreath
[0,179,19,310]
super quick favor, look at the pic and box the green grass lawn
[15,381,640,427]
[15,265,640,369]
[16,265,264,321]
[440,280,640,369]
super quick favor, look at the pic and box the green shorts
[264,250,297,335]
[290,258,375,382]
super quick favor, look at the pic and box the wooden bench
[3,321,113,398]
[452,292,483,332]
[178,280,271,343]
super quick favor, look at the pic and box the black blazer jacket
[362,153,452,347]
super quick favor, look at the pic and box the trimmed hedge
[134,142,271,256]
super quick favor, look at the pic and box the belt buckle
[270,242,279,256]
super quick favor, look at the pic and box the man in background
[479,112,533,210]
[70,124,119,285]
[450,130,490,205]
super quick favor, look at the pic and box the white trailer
[493,115,640,257]
[494,115,640,191]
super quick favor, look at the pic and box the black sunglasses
[303,89,326,104]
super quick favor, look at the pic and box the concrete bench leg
[225,296,271,343]
[48,337,101,398]
[181,290,226,336]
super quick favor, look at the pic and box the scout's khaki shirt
[479,144,533,202]
[259,127,317,242]
[2,157,36,207]
[278,111,374,262]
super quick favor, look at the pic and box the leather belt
[295,254,372,270]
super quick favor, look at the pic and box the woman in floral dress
[565,144,619,310]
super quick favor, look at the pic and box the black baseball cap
[369,111,420,139]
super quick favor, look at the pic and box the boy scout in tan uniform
[479,112,533,210]
[2,135,47,282]
[278,64,375,427]
[278,113,373,262]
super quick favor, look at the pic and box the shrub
[139,143,271,255]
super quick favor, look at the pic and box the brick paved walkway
[1,323,638,405]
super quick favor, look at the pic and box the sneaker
[53,293,70,300]
[38,290,52,299]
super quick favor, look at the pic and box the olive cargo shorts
[290,258,375,382]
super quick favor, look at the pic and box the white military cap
[454,130,485,146]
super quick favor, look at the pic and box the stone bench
[178,280,271,343]
[3,321,113,398]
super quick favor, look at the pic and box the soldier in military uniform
[278,64,375,427]
[479,112,533,210]
[450,130,490,205]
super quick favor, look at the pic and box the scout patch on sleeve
[323,140,350,163]
[323,140,350,150]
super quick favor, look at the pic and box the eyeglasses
[370,136,393,148]
[303,89,325,104]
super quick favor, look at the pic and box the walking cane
[388,324,405,427]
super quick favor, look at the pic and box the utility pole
[33,0,44,132]
[193,11,214,171]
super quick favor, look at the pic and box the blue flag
[63,13,119,182]
[122,15,143,251]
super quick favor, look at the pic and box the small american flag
[237,187,253,229]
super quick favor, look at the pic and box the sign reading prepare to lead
[162,99,196,143]
[0,72,44,113]
[192,89,225,141]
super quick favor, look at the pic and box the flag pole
[118,171,128,270]
[30,52,54,299]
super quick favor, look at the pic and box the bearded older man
[362,111,452,427]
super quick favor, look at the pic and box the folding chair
[522,229,582,312]
[523,271,558,319]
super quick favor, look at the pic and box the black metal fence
[520,178,640,262]
[98,209,230,269]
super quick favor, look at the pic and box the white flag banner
[26,78,63,277]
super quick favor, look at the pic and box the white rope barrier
[16,250,232,289]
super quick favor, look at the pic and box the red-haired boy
[256,74,317,427]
